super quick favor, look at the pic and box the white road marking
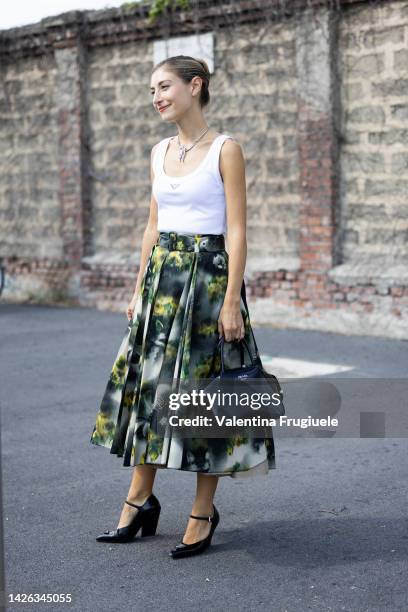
[259,355,355,378]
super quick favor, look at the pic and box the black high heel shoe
[96,493,161,543]
[170,504,219,559]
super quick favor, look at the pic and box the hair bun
[196,58,210,76]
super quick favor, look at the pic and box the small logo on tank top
[170,183,180,189]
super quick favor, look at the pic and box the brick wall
[0,0,407,338]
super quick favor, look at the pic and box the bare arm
[218,138,247,341]
[131,144,160,298]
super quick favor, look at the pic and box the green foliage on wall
[121,0,190,24]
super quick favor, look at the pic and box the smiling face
[150,66,202,121]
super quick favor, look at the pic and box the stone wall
[340,2,408,267]
[0,54,60,259]
[0,0,407,338]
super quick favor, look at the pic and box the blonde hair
[152,55,211,108]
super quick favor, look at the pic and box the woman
[90,55,276,559]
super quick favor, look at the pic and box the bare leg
[182,474,219,545]
[117,465,157,529]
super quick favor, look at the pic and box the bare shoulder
[220,136,244,158]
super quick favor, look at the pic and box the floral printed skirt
[89,231,276,477]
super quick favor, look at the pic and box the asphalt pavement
[1,303,407,612]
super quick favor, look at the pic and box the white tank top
[152,134,233,235]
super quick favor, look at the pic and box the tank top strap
[207,134,234,180]
[153,137,172,176]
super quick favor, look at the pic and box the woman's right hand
[126,290,140,321]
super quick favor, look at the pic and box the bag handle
[217,336,256,375]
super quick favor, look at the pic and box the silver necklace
[175,126,211,163]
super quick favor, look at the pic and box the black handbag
[205,335,285,419]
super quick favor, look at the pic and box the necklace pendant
[176,126,210,163]
[179,145,187,163]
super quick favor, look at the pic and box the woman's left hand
[218,301,245,342]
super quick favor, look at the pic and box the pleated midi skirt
[89,231,276,477]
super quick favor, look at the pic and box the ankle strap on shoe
[125,500,142,509]
[189,513,214,523]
